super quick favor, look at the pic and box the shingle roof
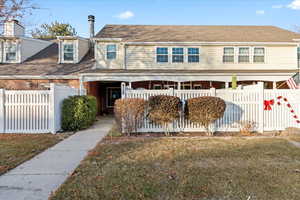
[0,41,94,76]
[96,25,300,42]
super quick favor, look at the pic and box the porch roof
[80,69,297,82]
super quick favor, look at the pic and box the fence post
[210,87,216,96]
[49,83,56,134]
[0,89,5,133]
[121,82,126,99]
[258,82,264,133]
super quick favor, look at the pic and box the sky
[25,0,300,37]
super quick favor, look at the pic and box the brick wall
[0,79,81,90]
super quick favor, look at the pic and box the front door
[106,87,121,109]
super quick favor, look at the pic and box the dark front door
[106,87,121,109]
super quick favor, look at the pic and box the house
[0,16,300,114]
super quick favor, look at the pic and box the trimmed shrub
[61,95,97,131]
[148,95,181,135]
[114,98,147,136]
[185,96,226,135]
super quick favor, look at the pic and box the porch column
[79,76,85,95]
[273,81,277,89]
[177,82,181,90]
[209,81,213,88]
[128,82,132,89]
[225,82,229,89]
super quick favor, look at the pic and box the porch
[81,69,293,114]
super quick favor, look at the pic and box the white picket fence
[0,84,79,134]
[121,82,300,133]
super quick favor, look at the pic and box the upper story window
[223,47,234,63]
[238,47,250,63]
[107,44,117,60]
[188,48,199,63]
[172,48,184,63]
[253,47,265,63]
[5,42,17,62]
[156,47,168,63]
[63,44,74,61]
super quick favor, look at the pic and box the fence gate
[0,84,79,134]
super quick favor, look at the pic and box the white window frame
[4,41,18,63]
[253,47,265,63]
[172,47,184,63]
[223,47,235,63]
[238,47,250,63]
[156,47,169,63]
[62,42,75,63]
[187,47,200,63]
[106,44,117,60]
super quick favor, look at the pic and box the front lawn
[51,137,300,200]
[0,134,66,175]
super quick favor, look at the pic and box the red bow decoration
[264,99,274,110]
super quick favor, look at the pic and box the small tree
[114,98,146,136]
[186,96,226,136]
[148,95,181,136]
[31,21,77,39]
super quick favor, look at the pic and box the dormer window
[107,44,116,60]
[4,42,17,62]
[63,44,74,61]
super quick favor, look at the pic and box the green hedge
[61,95,97,131]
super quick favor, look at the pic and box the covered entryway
[85,81,122,114]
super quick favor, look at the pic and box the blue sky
[26,0,300,37]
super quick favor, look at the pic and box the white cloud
[288,0,300,10]
[115,11,135,20]
[256,10,265,15]
[272,5,283,9]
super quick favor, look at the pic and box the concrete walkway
[0,117,114,200]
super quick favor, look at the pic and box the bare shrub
[148,95,181,136]
[114,98,146,136]
[186,96,226,136]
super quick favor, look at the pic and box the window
[223,47,234,63]
[172,48,184,63]
[238,47,250,63]
[63,44,74,61]
[107,44,117,60]
[188,48,199,63]
[253,47,265,63]
[193,84,202,89]
[153,84,162,90]
[156,47,168,63]
[5,42,17,61]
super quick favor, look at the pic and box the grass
[0,133,67,175]
[51,136,300,200]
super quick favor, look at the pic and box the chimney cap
[88,15,95,22]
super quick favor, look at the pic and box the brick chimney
[88,15,95,38]
[4,20,25,37]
